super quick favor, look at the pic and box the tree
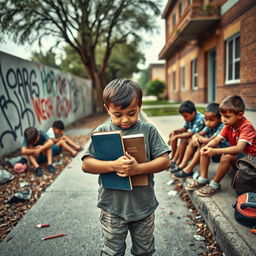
[137,68,149,90]
[146,79,165,100]
[0,0,161,112]
[31,50,59,69]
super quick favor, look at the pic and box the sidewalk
[1,110,256,256]
[141,110,256,256]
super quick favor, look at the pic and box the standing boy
[21,127,56,177]
[197,95,256,197]
[173,103,229,178]
[168,100,205,170]
[47,120,82,157]
[82,78,170,256]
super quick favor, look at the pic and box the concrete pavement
[1,109,256,256]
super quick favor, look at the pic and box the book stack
[91,131,148,191]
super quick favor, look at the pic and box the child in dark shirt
[21,127,56,177]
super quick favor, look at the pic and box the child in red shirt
[196,95,256,197]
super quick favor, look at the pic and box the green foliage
[138,69,149,89]
[0,0,161,111]
[146,80,165,99]
[60,46,88,78]
[30,50,59,69]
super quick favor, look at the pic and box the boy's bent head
[103,78,142,109]
[205,103,221,118]
[24,127,38,145]
[52,120,65,130]
[219,95,245,114]
[204,103,221,129]
[179,100,196,114]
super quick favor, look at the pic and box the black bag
[231,155,256,195]
[233,192,256,228]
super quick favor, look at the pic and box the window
[225,34,240,84]
[181,66,186,90]
[191,58,198,89]
[173,71,176,91]
[179,2,184,17]
[172,13,176,29]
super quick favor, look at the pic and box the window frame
[172,71,176,91]
[225,33,240,84]
[181,65,186,91]
[191,58,198,90]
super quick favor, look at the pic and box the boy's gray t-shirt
[82,119,170,222]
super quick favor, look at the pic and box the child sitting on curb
[193,95,256,197]
[173,103,229,178]
[168,100,205,170]
[46,120,83,157]
[21,127,56,177]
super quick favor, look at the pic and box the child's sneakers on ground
[186,180,208,191]
[197,184,221,197]
[35,167,43,177]
[47,164,56,174]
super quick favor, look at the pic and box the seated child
[21,127,56,177]
[46,120,82,157]
[173,103,229,178]
[168,100,205,170]
[194,95,256,197]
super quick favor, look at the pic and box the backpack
[233,192,256,228]
[231,155,256,195]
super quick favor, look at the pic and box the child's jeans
[100,210,155,256]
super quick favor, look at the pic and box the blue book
[91,130,133,191]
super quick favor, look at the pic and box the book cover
[91,130,133,191]
[122,133,148,186]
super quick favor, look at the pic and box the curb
[187,189,256,256]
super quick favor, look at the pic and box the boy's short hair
[24,127,38,144]
[219,95,245,114]
[52,120,65,130]
[179,100,196,114]
[205,103,221,118]
[103,78,142,109]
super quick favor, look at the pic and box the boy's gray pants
[100,210,155,256]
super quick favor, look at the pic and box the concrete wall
[0,51,93,157]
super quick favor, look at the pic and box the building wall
[216,1,256,107]
[163,0,256,109]
[150,65,166,82]
[0,51,93,156]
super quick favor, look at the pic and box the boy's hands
[201,146,216,157]
[33,145,42,157]
[116,152,139,177]
[191,134,201,147]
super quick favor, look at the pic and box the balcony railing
[159,3,220,59]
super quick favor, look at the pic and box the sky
[0,13,165,69]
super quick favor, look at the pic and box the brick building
[159,0,256,109]
[148,62,166,82]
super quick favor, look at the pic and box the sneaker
[186,180,208,191]
[197,184,221,197]
[47,164,56,174]
[174,169,193,178]
[35,167,43,177]
[170,161,177,169]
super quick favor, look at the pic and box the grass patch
[143,107,205,117]
[142,100,180,105]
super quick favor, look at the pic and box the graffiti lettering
[56,96,72,118]
[32,97,54,124]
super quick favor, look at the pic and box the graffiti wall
[0,51,93,157]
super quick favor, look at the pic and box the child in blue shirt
[82,78,170,256]
[171,103,228,179]
[168,100,205,170]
